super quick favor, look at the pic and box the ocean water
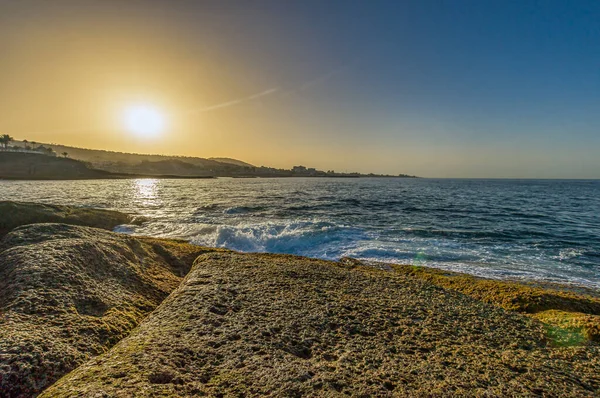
[1,178,599,288]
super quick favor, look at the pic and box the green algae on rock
[391,263,600,344]
[0,224,214,396]
[0,201,143,237]
[43,252,599,397]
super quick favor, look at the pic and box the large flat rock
[44,252,600,397]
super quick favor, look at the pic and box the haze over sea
[2,178,599,288]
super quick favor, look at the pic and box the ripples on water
[1,178,599,287]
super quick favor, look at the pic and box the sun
[123,105,166,138]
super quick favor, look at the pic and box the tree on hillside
[36,145,55,156]
[62,152,69,158]
[0,134,14,149]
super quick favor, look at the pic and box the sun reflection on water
[133,179,161,208]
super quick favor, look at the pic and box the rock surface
[391,263,600,343]
[0,224,214,396]
[43,252,599,397]
[0,201,141,237]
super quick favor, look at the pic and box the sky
[1,0,599,178]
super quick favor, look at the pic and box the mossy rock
[42,252,599,397]
[0,224,213,396]
[0,201,143,237]
[533,310,600,344]
[391,263,600,345]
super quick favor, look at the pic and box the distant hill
[120,159,214,177]
[0,152,117,180]
[11,141,252,174]
[209,157,255,167]
[0,152,222,179]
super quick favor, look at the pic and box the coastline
[0,151,419,180]
[0,202,598,396]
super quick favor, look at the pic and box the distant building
[292,165,307,173]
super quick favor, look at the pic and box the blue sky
[248,0,600,143]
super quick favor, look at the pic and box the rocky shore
[0,202,598,396]
[0,201,141,237]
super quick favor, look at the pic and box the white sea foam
[557,248,585,261]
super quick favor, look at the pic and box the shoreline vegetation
[0,141,418,180]
[0,202,598,396]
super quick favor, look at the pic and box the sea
[1,178,599,288]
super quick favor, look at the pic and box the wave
[190,220,366,258]
[223,205,267,215]
[556,248,585,261]
[197,203,220,211]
